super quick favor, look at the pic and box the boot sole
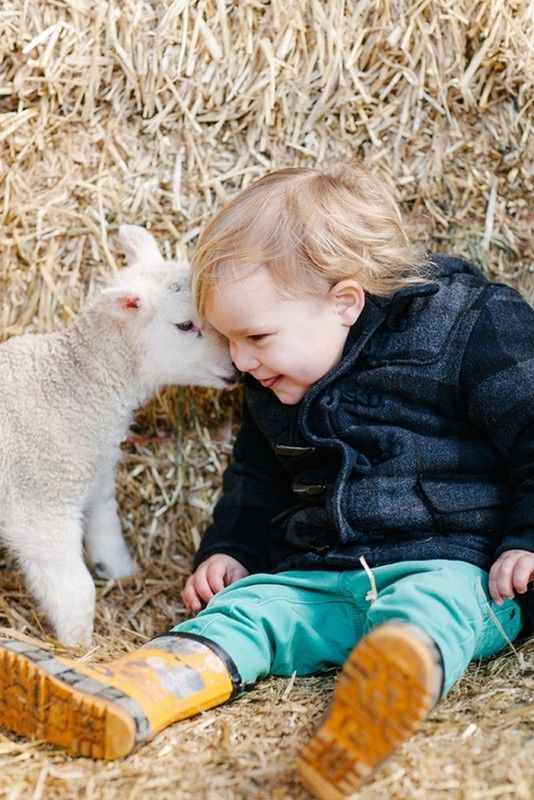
[297,623,441,800]
[0,640,143,759]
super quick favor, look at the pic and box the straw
[0,2,532,798]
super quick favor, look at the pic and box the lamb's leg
[5,510,96,647]
[84,465,136,579]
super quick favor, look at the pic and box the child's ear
[330,279,365,325]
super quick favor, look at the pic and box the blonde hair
[192,162,428,315]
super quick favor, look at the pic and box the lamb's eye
[176,321,194,331]
[168,282,182,293]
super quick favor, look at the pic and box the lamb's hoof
[93,560,137,580]
[93,561,112,578]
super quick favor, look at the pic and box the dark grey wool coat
[194,254,534,576]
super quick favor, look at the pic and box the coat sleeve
[192,396,295,573]
[459,283,534,556]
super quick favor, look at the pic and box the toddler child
[0,163,533,799]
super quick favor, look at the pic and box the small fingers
[489,550,534,605]
[192,567,217,606]
[181,555,250,612]
[488,563,502,604]
[227,563,249,585]
[489,554,515,604]
[181,574,204,612]
[182,567,214,611]
[205,561,227,594]
[511,554,534,595]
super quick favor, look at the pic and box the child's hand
[489,549,534,604]
[182,554,249,612]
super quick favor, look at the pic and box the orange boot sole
[0,634,237,760]
[297,623,442,800]
[0,640,142,759]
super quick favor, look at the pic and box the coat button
[320,389,340,410]
[275,445,316,457]
[292,482,327,497]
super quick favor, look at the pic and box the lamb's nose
[225,367,241,385]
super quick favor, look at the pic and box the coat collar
[299,276,442,417]
[299,297,387,421]
[245,277,441,428]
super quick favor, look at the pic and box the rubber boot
[0,633,241,759]
[297,622,444,800]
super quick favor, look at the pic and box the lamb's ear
[99,286,157,322]
[118,225,162,267]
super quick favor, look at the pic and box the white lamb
[0,225,235,647]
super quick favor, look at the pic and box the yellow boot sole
[297,623,442,800]
[0,640,142,759]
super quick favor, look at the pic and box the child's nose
[230,341,260,372]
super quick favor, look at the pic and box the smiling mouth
[259,375,283,389]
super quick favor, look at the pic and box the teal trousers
[172,560,523,696]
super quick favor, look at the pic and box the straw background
[0,1,533,798]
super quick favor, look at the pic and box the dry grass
[0,1,533,798]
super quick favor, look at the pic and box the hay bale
[1,0,532,340]
[0,2,532,798]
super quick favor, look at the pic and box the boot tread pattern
[298,625,438,799]
[0,640,148,758]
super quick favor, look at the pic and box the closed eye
[248,333,269,341]
[176,321,195,332]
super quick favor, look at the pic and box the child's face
[205,265,364,405]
